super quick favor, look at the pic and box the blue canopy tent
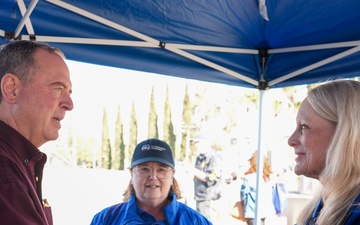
[2,0,360,89]
[2,0,360,224]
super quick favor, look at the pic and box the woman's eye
[300,124,309,130]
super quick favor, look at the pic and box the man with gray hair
[0,41,74,225]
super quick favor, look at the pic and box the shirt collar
[0,120,44,165]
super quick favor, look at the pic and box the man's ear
[1,73,19,104]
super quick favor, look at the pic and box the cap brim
[131,157,174,168]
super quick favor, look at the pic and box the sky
[61,60,189,140]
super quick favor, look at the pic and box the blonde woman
[288,80,360,225]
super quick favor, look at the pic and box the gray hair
[0,41,65,100]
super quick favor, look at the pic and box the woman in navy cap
[90,138,212,225]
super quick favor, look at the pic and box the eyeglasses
[134,165,174,179]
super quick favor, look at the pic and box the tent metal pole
[253,49,269,225]
[168,44,258,54]
[20,36,156,47]
[16,35,260,54]
[255,89,266,225]
[45,0,162,46]
[269,40,360,54]
[15,0,38,38]
[269,44,360,86]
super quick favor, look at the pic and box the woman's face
[131,162,174,208]
[288,99,336,179]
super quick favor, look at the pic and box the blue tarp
[1,0,360,89]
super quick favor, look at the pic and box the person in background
[0,40,74,225]
[189,133,223,222]
[90,138,212,225]
[240,151,275,225]
[288,79,360,225]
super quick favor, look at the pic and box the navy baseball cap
[131,138,175,168]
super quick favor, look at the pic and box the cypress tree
[128,101,138,165]
[181,83,194,161]
[114,104,126,170]
[163,84,176,157]
[101,108,112,169]
[147,86,159,138]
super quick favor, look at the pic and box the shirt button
[24,159,29,164]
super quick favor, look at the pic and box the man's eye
[300,124,309,130]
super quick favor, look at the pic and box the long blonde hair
[297,80,360,225]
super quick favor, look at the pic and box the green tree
[128,101,138,165]
[163,84,176,156]
[244,91,259,112]
[148,86,159,138]
[76,136,99,168]
[181,83,194,161]
[282,86,302,112]
[50,126,77,167]
[101,108,112,169]
[114,104,126,170]
[67,126,76,167]
[273,100,284,117]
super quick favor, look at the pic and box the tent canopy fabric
[1,0,360,89]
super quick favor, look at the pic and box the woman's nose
[148,169,158,179]
[288,131,298,147]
